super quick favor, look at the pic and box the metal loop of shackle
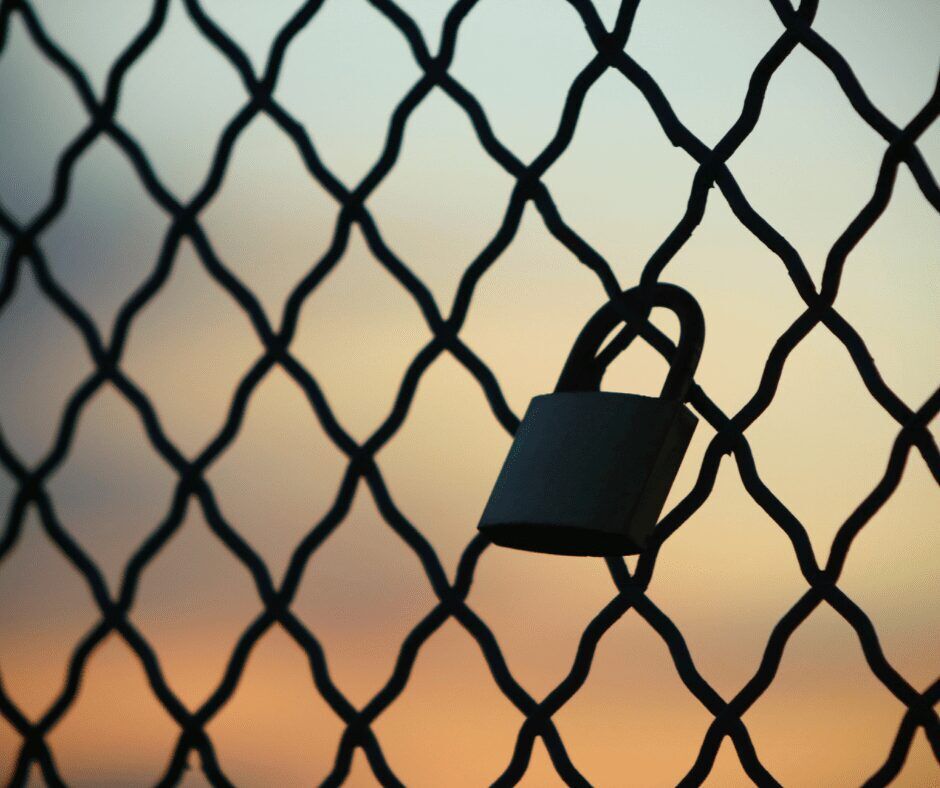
[555,283,705,402]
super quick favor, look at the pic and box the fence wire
[0,0,938,785]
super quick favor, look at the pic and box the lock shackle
[556,283,704,402]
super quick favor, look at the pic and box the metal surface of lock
[478,283,704,556]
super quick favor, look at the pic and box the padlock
[477,283,704,556]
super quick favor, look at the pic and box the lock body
[478,391,696,556]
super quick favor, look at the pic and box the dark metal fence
[0,0,937,785]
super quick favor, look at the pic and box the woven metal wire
[0,0,937,785]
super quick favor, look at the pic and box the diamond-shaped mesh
[0,0,937,785]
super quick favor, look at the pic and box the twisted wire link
[0,0,936,784]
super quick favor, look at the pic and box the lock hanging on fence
[478,283,704,557]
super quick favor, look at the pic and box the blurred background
[0,0,937,785]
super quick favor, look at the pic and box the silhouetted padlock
[478,283,704,556]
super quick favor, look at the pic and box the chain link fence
[0,0,937,784]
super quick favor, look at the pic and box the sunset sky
[0,0,937,785]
